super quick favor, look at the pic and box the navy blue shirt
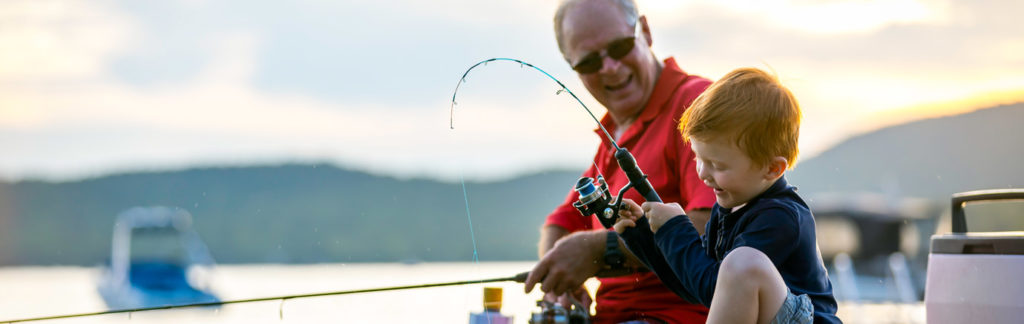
[620,177,840,323]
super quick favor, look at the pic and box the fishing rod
[449,58,662,229]
[0,272,533,323]
[6,58,665,324]
[450,58,694,305]
[2,268,633,323]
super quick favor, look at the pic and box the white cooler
[925,189,1024,324]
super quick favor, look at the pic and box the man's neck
[612,116,636,140]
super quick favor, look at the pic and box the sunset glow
[0,0,1021,181]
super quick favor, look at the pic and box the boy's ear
[764,156,788,180]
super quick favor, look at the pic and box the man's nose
[598,54,619,74]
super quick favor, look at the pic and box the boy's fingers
[640,202,654,214]
[613,219,636,233]
[623,198,643,214]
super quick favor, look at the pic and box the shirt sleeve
[732,207,801,269]
[543,166,598,232]
[653,207,801,306]
[544,188,592,232]
[653,215,720,306]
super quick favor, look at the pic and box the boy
[615,67,840,324]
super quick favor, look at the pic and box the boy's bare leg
[707,246,789,324]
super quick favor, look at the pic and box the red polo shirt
[545,58,716,324]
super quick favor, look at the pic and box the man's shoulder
[676,73,713,93]
[665,74,713,112]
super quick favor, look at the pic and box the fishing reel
[572,148,661,229]
[528,299,590,324]
[573,176,621,229]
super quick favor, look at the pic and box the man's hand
[544,286,593,310]
[524,230,605,296]
[642,201,685,233]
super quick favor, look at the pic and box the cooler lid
[931,231,1024,255]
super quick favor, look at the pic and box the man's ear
[764,156,788,180]
[639,15,652,47]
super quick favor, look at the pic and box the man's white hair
[553,0,640,56]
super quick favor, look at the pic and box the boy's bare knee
[720,246,775,281]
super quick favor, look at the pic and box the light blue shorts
[770,291,814,324]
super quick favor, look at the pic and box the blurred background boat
[96,207,219,310]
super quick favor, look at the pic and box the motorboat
[96,206,220,310]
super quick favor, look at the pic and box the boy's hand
[613,198,644,233]
[641,202,684,233]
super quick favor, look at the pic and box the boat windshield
[130,227,188,265]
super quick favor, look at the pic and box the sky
[1,0,1022,182]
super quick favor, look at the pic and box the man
[524,0,716,323]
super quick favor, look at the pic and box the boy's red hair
[679,67,801,169]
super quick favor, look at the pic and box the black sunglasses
[571,36,637,74]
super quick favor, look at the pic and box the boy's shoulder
[739,180,812,225]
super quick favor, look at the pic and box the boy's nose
[696,162,711,183]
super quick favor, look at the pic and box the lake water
[0,262,923,323]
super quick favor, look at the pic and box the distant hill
[0,165,580,265]
[787,103,1024,201]
[1,103,1021,266]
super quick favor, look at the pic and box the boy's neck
[729,175,785,212]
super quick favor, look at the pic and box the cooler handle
[951,189,1024,233]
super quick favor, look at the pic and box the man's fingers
[556,294,571,308]
[550,276,569,296]
[524,261,548,293]
[557,279,583,297]
[539,270,557,294]
[541,271,575,296]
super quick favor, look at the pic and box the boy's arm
[614,199,702,303]
[730,207,800,269]
[654,207,800,306]
[652,215,720,306]
[618,218,703,304]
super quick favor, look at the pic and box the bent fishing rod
[451,58,698,304]
[450,58,662,229]
[5,58,665,324]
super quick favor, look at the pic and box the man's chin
[604,96,643,116]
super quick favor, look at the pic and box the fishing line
[0,273,531,323]
[449,58,603,272]
[449,57,620,150]
[448,57,664,233]
[449,57,615,189]
[10,58,631,324]
[461,173,480,263]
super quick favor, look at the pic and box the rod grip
[614,148,661,203]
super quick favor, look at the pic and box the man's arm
[538,225,569,257]
[528,224,649,295]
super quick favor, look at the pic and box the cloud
[95,0,568,107]
[1,0,1022,181]
[0,0,135,82]
[641,0,1024,158]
